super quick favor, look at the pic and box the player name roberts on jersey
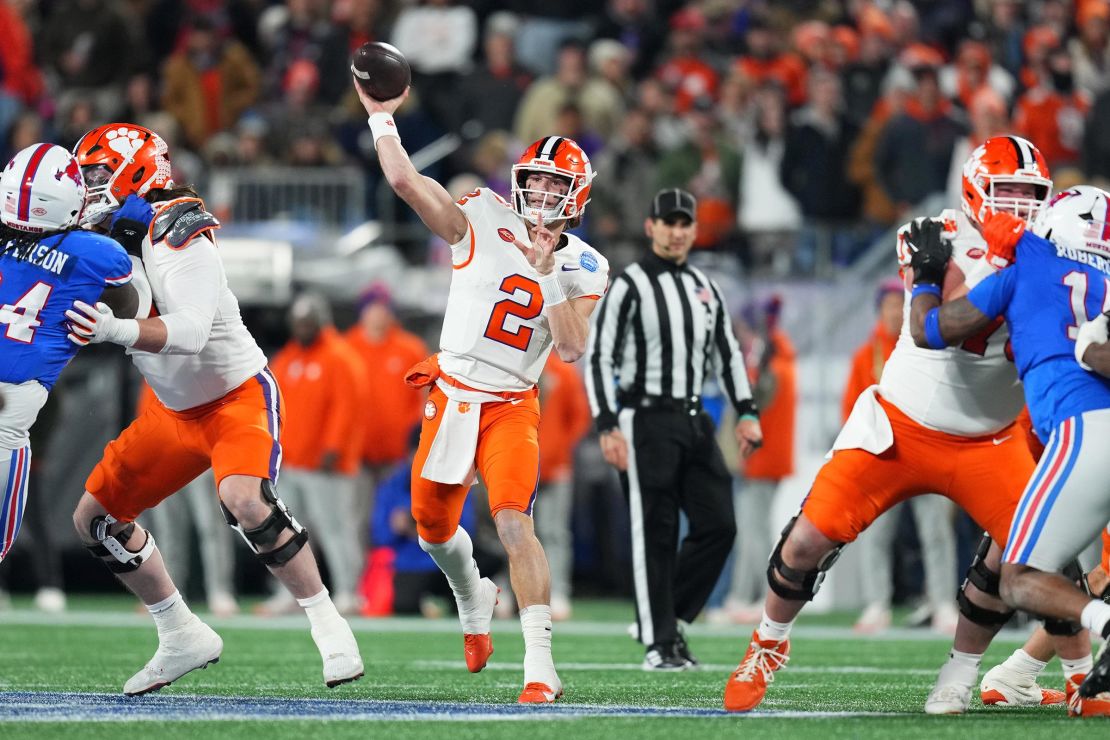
[880,209,1024,437]
[437,188,609,393]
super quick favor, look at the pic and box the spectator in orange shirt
[534,355,592,621]
[722,296,796,622]
[845,279,958,634]
[1015,45,1090,170]
[344,283,428,551]
[265,294,368,615]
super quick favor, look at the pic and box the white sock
[937,649,982,688]
[297,588,342,630]
[1080,599,1110,639]
[1062,654,1093,681]
[147,590,192,635]
[420,528,480,603]
[757,611,793,642]
[1002,648,1047,678]
[520,605,558,687]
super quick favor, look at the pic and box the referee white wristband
[538,272,567,307]
[368,112,400,146]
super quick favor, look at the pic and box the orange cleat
[1068,673,1110,717]
[723,630,791,712]
[464,633,493,673]
[981,687,1065,706]
[518,681,562,704]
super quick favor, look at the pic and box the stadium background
[0,0,1106,620]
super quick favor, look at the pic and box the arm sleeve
[966,264,1017,319]
[153,239,222,355]
[584,275,633,432]
[708,279,756,416]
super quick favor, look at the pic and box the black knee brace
[220,479,308,567]
[1044,560,1085,636]
[765,514,844,602]
[85,514,156,573]
[957,533,1014,627]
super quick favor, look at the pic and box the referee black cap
[650,189,697,221]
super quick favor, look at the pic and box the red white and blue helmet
[0,143,86,233]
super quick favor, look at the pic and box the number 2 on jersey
[0,277,52,344]
[484,274,542,351]
[1063,271,1110,339]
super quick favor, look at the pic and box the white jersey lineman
[880,209,1023,437]
[438,188,609,392]
[130,198,267,410]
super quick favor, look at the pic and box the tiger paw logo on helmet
[961,136,1052,227]
[73,122,174,226]
[510,137,594,225]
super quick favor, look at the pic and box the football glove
[982,211,1026,269]
[109,194,155,256]
[66,300,140,347]
[905,218,951,286]
[1075,311,1110,371]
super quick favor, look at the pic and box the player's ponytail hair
[0,223,73,260]
[144,184,201,204]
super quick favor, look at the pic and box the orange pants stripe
[87,372,284,522]
[411,385,540,543]
[803,396,1033,547]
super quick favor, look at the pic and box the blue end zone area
[0,692,907,722]
[0,692,726,722]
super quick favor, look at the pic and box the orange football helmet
[72,122,173,225]
[511,137,594,224]
[961,135,1052,227]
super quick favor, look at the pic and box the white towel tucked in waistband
[826,385,894,459]
[419,379,512,486]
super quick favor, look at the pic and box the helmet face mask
[511,137,594,225]
[961,136,1052,228]
[72,123,173,227]
[0,144,87,233]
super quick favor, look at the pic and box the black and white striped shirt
[584,253,756,431]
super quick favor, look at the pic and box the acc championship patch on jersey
[580,251,599,272]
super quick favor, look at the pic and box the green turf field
[1,597,1106,738]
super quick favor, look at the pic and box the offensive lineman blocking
[64,123,363,694]
[358,81,608,703]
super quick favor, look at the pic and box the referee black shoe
[642,642,689,671]
[674,630,699,669]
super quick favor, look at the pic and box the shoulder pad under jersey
[151,199,220,248]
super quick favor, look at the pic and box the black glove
[109,195,155,257]
[906,218,950,286]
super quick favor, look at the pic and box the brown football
[351,42,411,101]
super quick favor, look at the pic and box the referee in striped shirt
[585,188,763,670]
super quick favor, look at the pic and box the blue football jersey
[967,231,1110,439]
[0,230,132,389]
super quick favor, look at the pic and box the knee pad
[85,514,156,573]
[965,532,1001,596]
[956,533,1013,627]
[221,479,308,567]
[765,514,844,602]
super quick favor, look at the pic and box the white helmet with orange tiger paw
[511,136,594,225]
[961,135,1052,227]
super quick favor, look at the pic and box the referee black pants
[618,407,736,648]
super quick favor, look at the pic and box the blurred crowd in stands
[5,0,1110,273]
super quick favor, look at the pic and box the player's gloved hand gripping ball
[110,194,155,255]
[906,218,951,286]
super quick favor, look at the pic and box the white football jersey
[880,209,1024,436]
[437,189,609,392]
[130,201,267,411]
